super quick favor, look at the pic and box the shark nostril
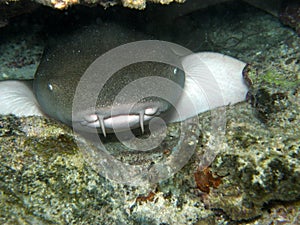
[145,107,158,115]
[80,114,107,136]
[97,115,106,137]
[84,114,98,122]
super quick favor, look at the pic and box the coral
[1,0,185,11]
[194,167,222,194]
[136,191,156,203]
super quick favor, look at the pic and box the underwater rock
[202,61,300,221]
[0,1,299,224]
[0,1,38,28]
[244,64,300,124]
[0,63,299,222]
[0,0,286,21]
[279,0,300,35]
[1,0,185,10]
[0,82,299,223]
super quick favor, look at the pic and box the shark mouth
[77,106,161,137]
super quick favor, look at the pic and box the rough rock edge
[1,0,185,10]
[0,0,185,28]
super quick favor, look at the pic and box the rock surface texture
[0,1,299,224]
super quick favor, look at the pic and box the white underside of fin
[0,80,43,117]
[165,52,248,123]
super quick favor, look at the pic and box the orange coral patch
[136,191,156,203]
[194,167,222,194]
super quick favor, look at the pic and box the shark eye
[48,83,53,91]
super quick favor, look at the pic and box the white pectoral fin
[0,80,43,117]
[165,52,248,123]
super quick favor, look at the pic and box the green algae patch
[244,63,299,124]
[0,115,84,169]
[245,65,300,93]
[261,70,300,89]
[19,117,79,159]
[24,134,78,159]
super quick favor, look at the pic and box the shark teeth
[98,115,106,137]
[79,106,160,136]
